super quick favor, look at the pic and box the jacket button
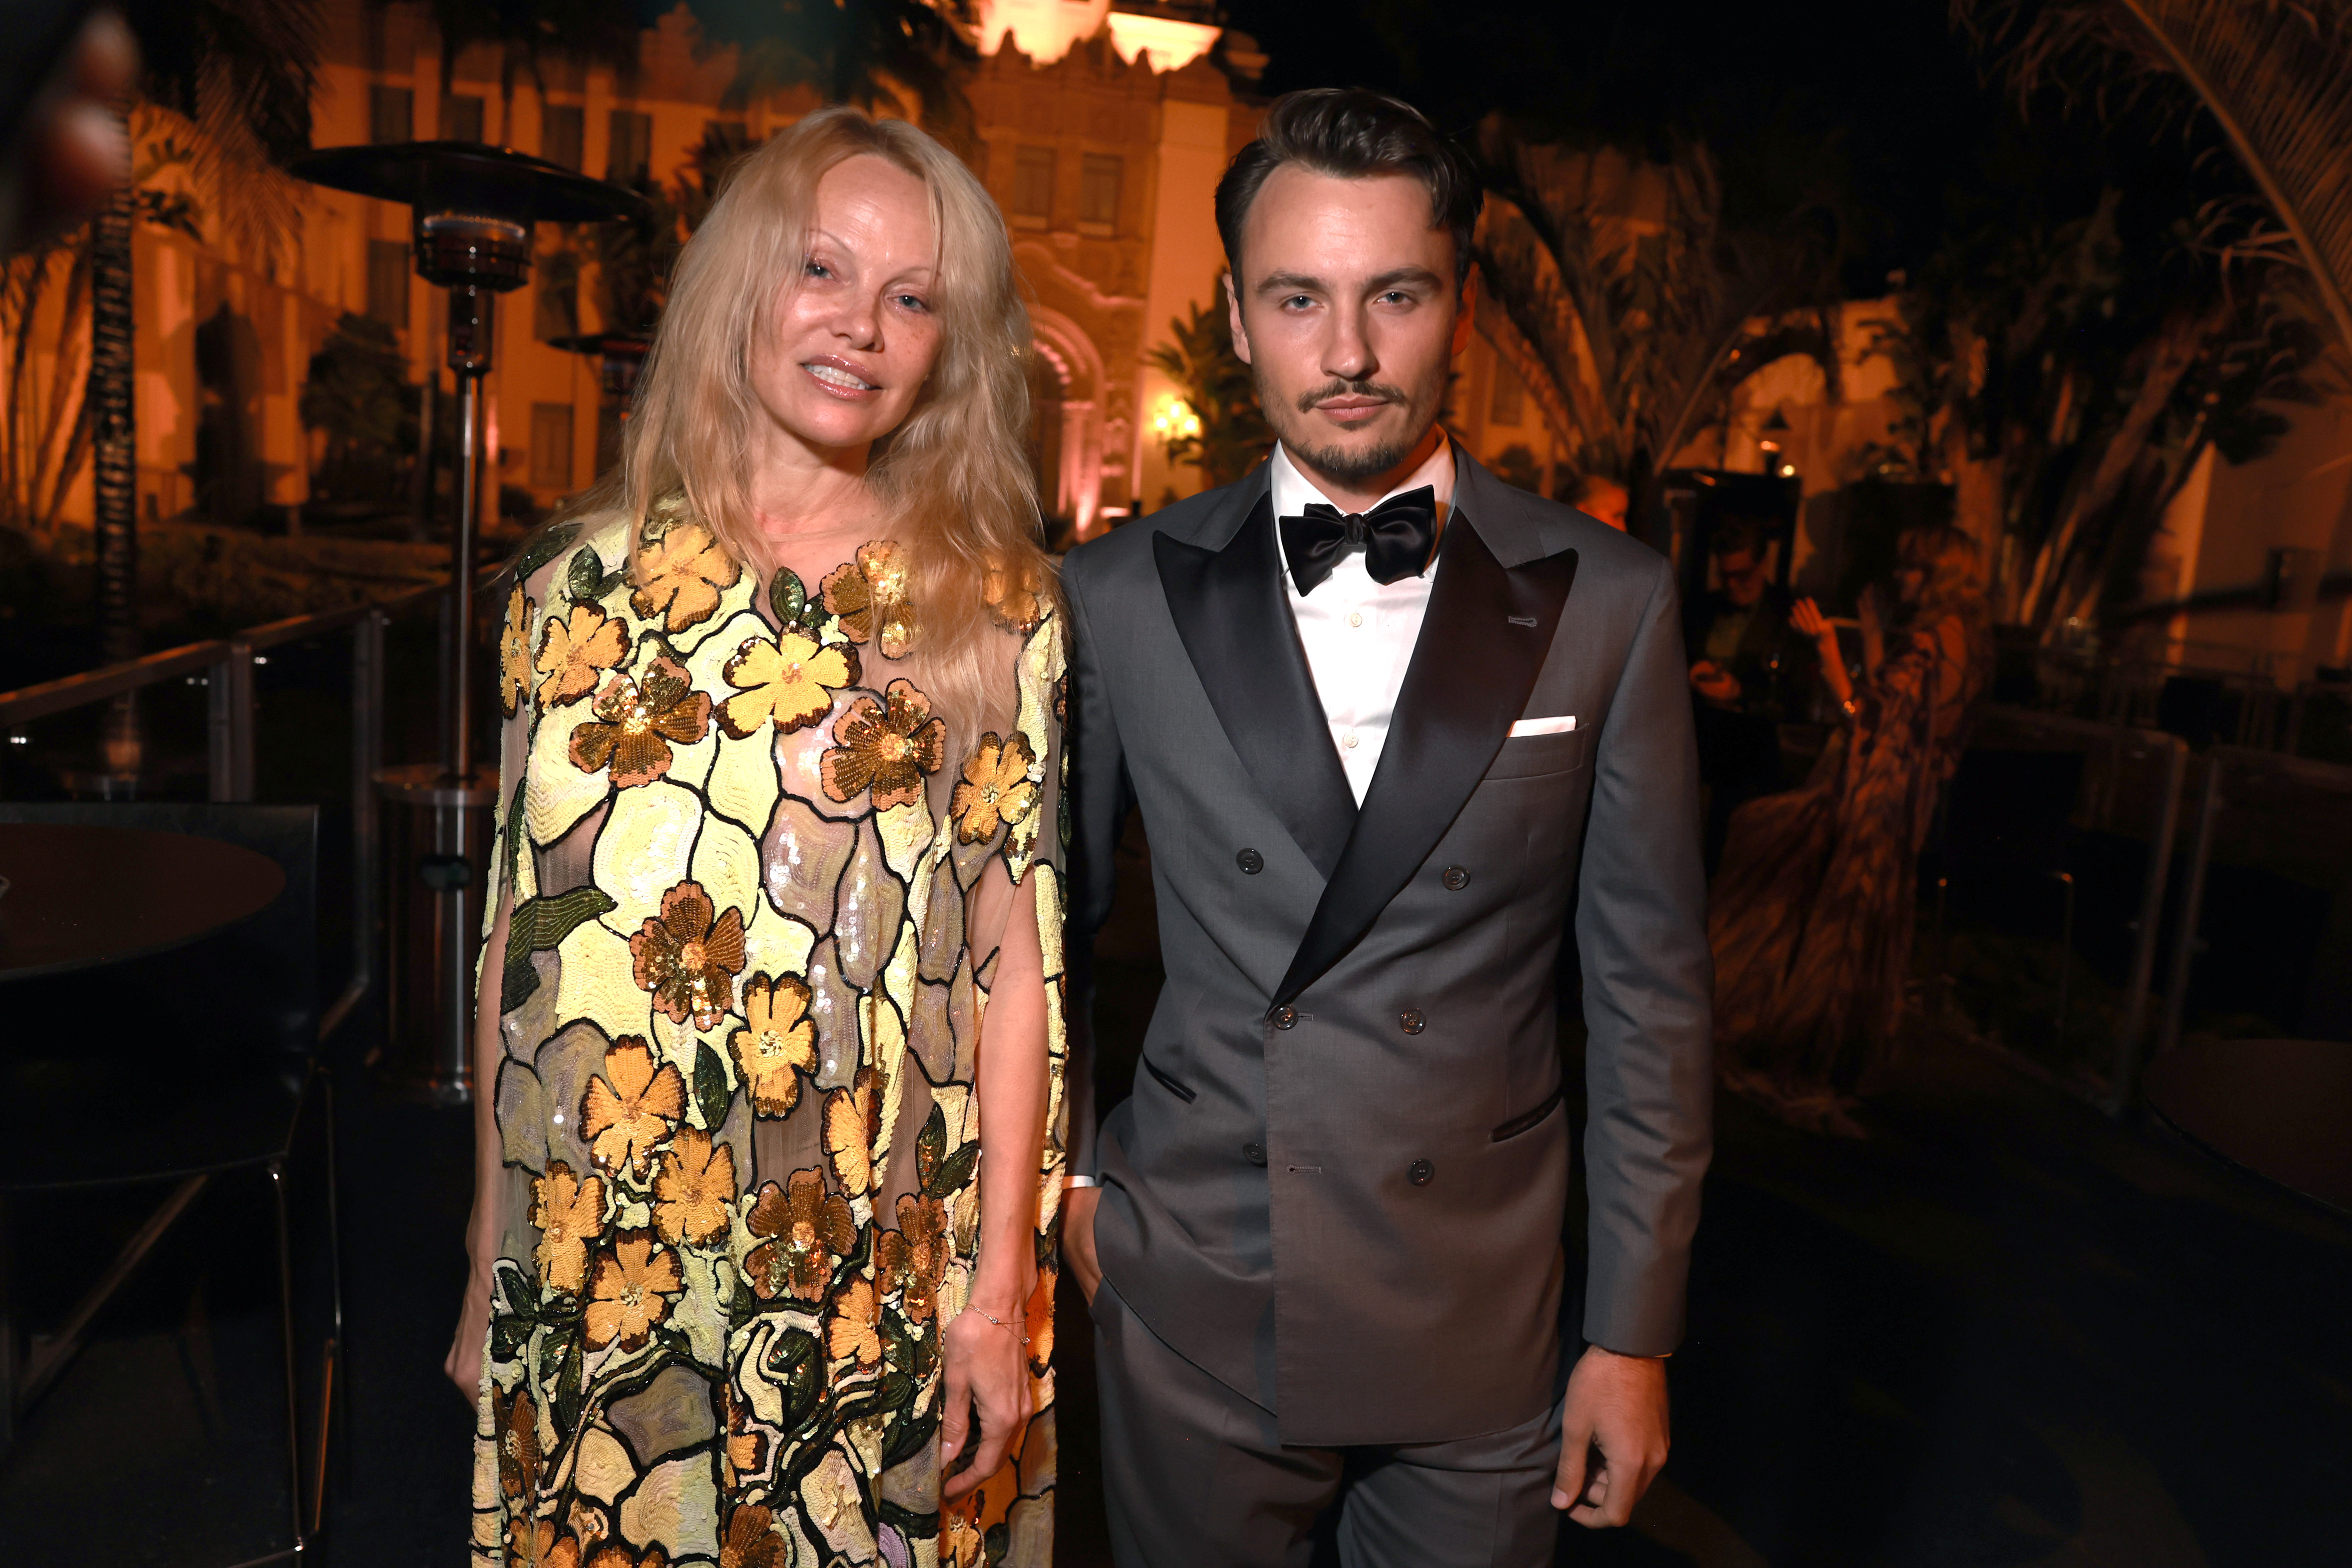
[1270,1006,1297,1029]
[1408,1158,1435,1186]
[1243,1142,1266,1166]
[1399,1008,1425,1035]
[1442,866,1470,890]
[1236,847,1264,875]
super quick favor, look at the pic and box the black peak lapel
[1274,512,1579,1006]
[1155,492,1358,879]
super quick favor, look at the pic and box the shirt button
[1408,1158,1435,1187]
[1342,733,1359,749]
[1270,1006,1297,1030]
[1399,1008,1425,1035]
[1243,1142,1266,1166]
[1236,847,1264,875]
[1442,866,1470,890]
[1348,610,1364,628]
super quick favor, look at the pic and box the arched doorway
[1027,346,1067,532]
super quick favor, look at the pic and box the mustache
[1295,378,1409,414]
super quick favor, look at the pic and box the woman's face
[748,153,942,461]
[1894,562,1927,606]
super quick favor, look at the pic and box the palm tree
[684,0,980,143]
[1144,294,1272,490]
[1952,0,2352,362]
[1470,132,1843,511]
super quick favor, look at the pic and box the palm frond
[1954,0,2352,358]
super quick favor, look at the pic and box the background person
[444,107,1066,1566]
[1708,523,1993,1132]
[1685,520,1812,872]
[1060,89,1712,1565]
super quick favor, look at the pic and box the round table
[0,822,286,983]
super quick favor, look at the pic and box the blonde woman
[1709,523,1993,1129]
[446,107,1066,1566]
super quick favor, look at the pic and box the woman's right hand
[445,1258,494,1402]
[1790,596,1836,647]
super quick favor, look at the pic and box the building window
[441,93,483,143]
[541,103,584,171]
[1079,153,1120,232]
[607,110,652,183]
[366,240,410,329]
[369,85,413,145]
[1013,146,1056,224]
[1488,356,1526,427]
[535,250,579,342]
[531,403,575,491]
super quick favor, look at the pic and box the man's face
[1719,547,1767,607]
[1226,166,1472,492]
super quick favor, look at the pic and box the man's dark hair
[1709,519,1767,562]
[1215,88,1481,289]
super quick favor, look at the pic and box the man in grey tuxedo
[1058,88,1713,1565]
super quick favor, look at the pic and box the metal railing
[0,579,452,1041]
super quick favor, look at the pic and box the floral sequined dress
[471,499,1067,1568]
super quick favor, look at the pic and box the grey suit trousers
[1093,1278,1565,1567]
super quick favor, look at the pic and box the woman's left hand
[939,1299,1033,1500]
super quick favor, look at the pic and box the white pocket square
[1509,715,1576,736]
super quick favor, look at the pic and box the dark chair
[1932,747,2089,1044]
[0,802,343,1565]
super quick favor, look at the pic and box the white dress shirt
[1271,437,1457,804]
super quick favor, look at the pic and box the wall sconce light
[1152,393,1202,447]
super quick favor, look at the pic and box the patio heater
[290,143,651,1102]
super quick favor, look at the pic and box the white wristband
[1064,1175,1099,1189]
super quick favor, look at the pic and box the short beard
[1255,369,1436,490]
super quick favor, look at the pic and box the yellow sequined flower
[818,679,945,810]
[826,1275,883,1368]
[530,1159,607,1293]
[717,627,858,738]
[743,1169,855,1303]
[499,585,535,718]
[629,512,740,634]
[727,973,817,1117]
[628,880,747,1029]
[822,1067,882,1199]
[583,1231,683,1352]
[819,540,915,658]
[948,731,1039,846]
[579,1036,685,1177]
[535,601,629,708]
[652,1128,736,1247]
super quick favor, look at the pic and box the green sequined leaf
[766,1327,823,1434]
[768,567,808,628]
[490,1311,533,1362]
[727,1272,758,1330]
[924,1139,979,1201]
[501,885,620,1009]
[551,1338,585,1435]
[915,1103,947,1193]
[693,1041,730,1132]
[565,545,604,604]
[511,521,581,587]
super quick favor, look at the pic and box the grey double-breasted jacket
[1063,449,1713,1447]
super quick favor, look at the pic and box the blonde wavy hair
[598,105,1053,729]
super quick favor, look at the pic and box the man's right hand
[1061,1185,1102,1304]
[1688,660,1740,706]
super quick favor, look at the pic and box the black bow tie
[1278,486,1438,596]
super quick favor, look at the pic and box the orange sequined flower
[818,679,946,810]
[652,1128,736,1247]
[726,974,816,1117]
[717,1503,785,1568]
[530,1159,607,1292]
[826,1275,883,1368]
[499,585,536,718]
[743,1169,855,1303]
[568,655,711,789]
[493,1384,540,1500]
[583,1231,683,1352]
[584,1543,669,1568]
[629,512,739,634]
[876,1191,948,1323]
[535,601,629,708]
[579,1037,685,1177]
[628,880,746,1029]
[822,1067,882,1199]
[717,627,859,738]
[948,731,1039,845]
[819,540,915,658]
[505,1518,583,1568]
[721,1386,768,1489]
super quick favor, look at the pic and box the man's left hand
[1551,1345,1669,1528]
